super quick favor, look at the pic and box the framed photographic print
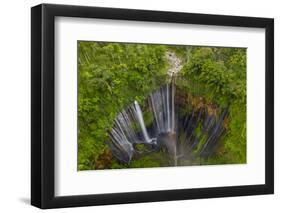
[31,3,274,209]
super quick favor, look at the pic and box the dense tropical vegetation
[173,46,246,164]
[78,41,246,170]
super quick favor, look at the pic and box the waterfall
[166,84,170,132]
[108,78,227,165]
[133,100,154,144]
[149,83,175,134]
[108,49,227,166]
[109,82,177,163]
[106,51,228,166]
[171,80,175,133]
[108,99,158,163]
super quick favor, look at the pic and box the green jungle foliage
[78,42,246,170]
[78,42,168,170]
[174,46,246,164]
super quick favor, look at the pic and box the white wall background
[0,0,279,212]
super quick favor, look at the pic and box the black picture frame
[31,3,274,209]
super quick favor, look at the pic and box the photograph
[77,41,247,170]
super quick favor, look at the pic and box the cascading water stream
[133,100,155,144]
